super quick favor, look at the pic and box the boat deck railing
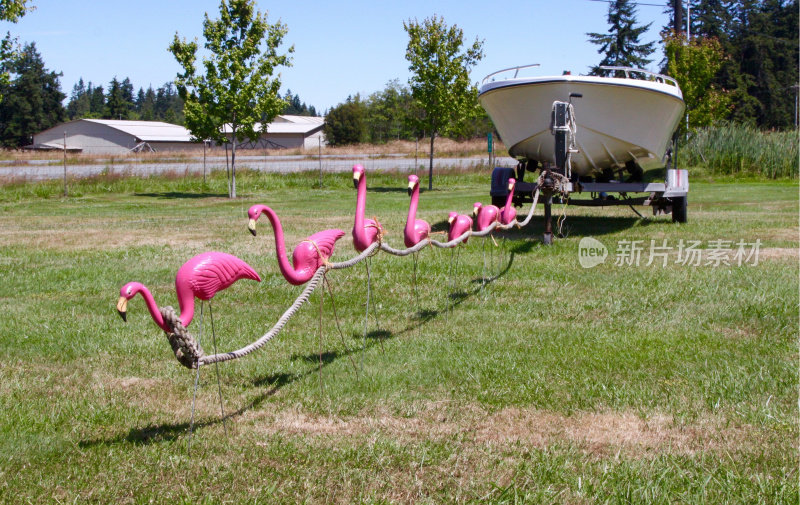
[598,66,679,87]
[480,64,679,88]
[481,63,540,85]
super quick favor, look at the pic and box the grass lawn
[0,168,797,503]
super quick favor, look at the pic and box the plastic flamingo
[116,251,261,331]
[472,201,500,231]
[500,178,517,225]
[117,251,260,446]
[352,164,383,251]
[445,211,474,305]
[247,204,345,286]
[404,174,431,247]
[351,164,384,352]
[448,211,473,243]
[472,202,500,292]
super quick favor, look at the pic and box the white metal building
[221,115,326,150]
[32,119,197,154]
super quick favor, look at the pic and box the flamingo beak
[248,218,257,236]
[508,182,514,191]
[448,215,455,224]
[116,296,128,322]
[407,180,415,196]
[472,207,478,217]
[352,172,360,189]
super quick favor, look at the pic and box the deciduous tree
[404,15,484,189]
[170,0,292,198]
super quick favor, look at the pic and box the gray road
[0,155,517,181]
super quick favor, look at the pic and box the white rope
[196,191,541,366]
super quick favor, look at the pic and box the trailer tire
[671,196,687,223]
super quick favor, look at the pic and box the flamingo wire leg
[188,302,204,453]
[318,278,324,396]
[208,302,227,438]
[324,275,358,377]
[412,252,420,333]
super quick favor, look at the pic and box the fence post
[63,132,67,197]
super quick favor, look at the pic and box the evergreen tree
[139,86,156,121]
[105,77,131,119]
[66,77,90,119]
[0,42,65,147]
[587,0,656,75]
[89,83,105,117]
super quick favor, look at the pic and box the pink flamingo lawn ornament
[404,174,431,247]
[116,251,261,444]
[500,178,517,225]
[247,204,345,286]
[446,211,473,301]
[116,251,261,332]
[472,201,500,291]
[352,164,385,352]
[404,174,431,322]
[248,203,356,378]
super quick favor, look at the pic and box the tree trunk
[428,131,435,190]
[673,0,683,35]
[231,125,237,199]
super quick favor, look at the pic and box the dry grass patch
[243,404,749,459]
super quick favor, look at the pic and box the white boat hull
[479,75,685,176]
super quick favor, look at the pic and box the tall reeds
[678,123,798,178]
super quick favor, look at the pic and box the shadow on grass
[78,332,393,448]
[134,191,228,199]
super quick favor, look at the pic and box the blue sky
[8,0,672,111]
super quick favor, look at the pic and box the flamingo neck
[504,186,515,213]
[354,176,367,237]
[405,184,419,236]
[260,206,305,285]
[136,285,170,333]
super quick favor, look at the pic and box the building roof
[221,116,325,135]
[83,119,196,142]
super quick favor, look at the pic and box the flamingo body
[500,178,517,225]
[404,174,431,247]
[118,251,261,333]
[352,164,383,252]
[248,204,345,286]
[473,202,500,231]
[448,211,473,243]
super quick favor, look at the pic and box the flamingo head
[247,204,270,236]
[448,211,458,224]
[472,202,482,217]
[407,174,419,196]
[508,178,516,192]
[352,164,365,189]
[117,281,145,322]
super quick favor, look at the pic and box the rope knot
[160,306,204,369]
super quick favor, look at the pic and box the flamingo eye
[126,286,132,295]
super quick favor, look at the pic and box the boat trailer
[490,98,688,244]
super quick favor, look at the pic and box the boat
[478,64,686,177]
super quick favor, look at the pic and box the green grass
[0,168,797,503]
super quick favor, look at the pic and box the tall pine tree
[587,0,656,75]
[0,42,65,147]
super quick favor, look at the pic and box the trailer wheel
[671,196,687,223]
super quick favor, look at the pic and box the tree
[66,78,90,119]
[587,0,656,75]
[664,34,731,131]
[323,95,367,145]
[105,77,132,119]
[404,15,484,189]
[170,0,292,198]
[0,0,33,101]
[0,42,65,147]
